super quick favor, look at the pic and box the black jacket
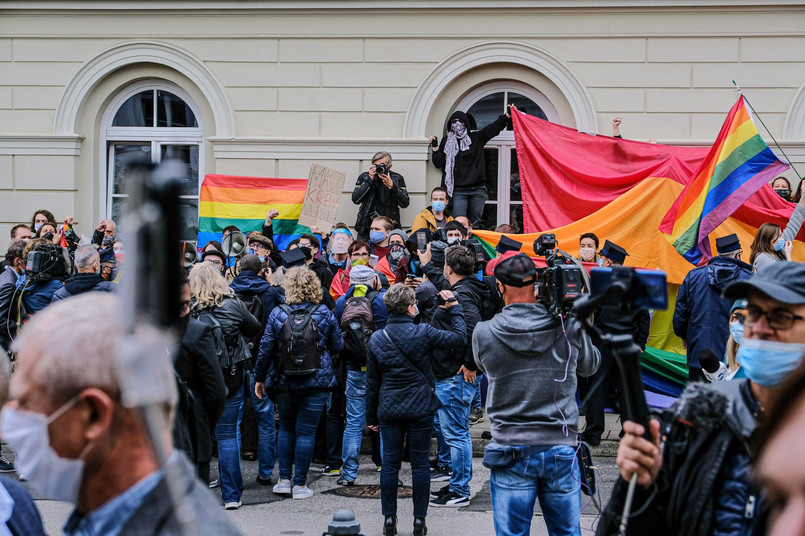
[422,264,488,378]
[432,111,508,191]
[175,317,227,464]
[51,273,116,302]
[351,170,409,238]
[598,380,765,536]
[366,309,466,426]
[0,266,20,350]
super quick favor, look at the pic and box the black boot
[413,517,427,536]
[383,515,397,536]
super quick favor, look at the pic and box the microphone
[699,348,728,383]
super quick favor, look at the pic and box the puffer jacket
[673,256,753,367]
[365,308,466,426]
[255,301,343,391]
[597,379,765,536]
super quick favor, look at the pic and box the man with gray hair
[51,244,116,303]
[3,293,241,535]
[351,151,410,240]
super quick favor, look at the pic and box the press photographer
[351,152,410,241]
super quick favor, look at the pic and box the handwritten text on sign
[298,164,346,233]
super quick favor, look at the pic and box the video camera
[576,267,668,315]
[533,233,584,318]
[25,243,69,282]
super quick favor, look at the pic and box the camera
[431,228,447,242]
[25,244,68,282]
[375,163,389,176]
[588,267,668,311]
[462,239,486,270]
[533,234,584,318]
[435,294,458,306]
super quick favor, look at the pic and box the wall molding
[212,138,431,161]
[404,41,597,137]
[54,40,235,138]
[0,135,83,156]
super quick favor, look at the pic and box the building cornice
[211,138,431,161]
[0,135,83,156]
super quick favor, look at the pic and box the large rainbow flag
[198,174,309,250]
[659,96,789,264]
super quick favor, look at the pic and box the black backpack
[236,293,266,360]
[278,304,323,376]
[193,311,231,370]
[339,290,379,366]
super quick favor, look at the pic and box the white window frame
[100,80,204,221]
[456,82,558,228]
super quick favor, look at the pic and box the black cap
[496,235,523,254]
[201,249,226,265]
[280,248,307,268]
[715,233,741,255]
[723,261,805,304]
[493,252,537,288]
[600,240,628,264]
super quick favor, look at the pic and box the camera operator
[15,238,70,316]
[51,245,116,302]
[581,240,650,446]
[352,152,410,241]
[472,251,599,536]
[419,245,487,508]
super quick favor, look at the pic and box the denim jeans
[435,374,476,496]
[450,188,487,225]
[433,413,450,467]
[277,390,329,486]
[490,445,581,536]
[215,378,245,503]
[248,372,277,480]
[341,369,367,481]
[379,415,433,519]
[471,373,483,411]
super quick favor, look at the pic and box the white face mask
[579,247,596,261]
[1,397,92,504]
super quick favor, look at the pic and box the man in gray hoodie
[472,252,600,536]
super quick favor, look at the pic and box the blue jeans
[277,390,329,486]
[215,379,245,503]
[450,188,487,225]
[490,445,581,536]
[435,374,475,497]
[433,413,450,467]
[471,373,483,411]
[379,415,433,519]
[248,372,277,480]
[341,370,367,481]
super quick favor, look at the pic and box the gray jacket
[472,302,599,446]
[753,202,805,272]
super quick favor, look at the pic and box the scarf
[443,121,471,196]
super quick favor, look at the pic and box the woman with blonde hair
[254,266,343,499]
[188,262,260,509]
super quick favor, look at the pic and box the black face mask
[298,246,313,260]
[775,188,790,199]
[102,235,116,248]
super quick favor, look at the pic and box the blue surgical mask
[258,255,266,263]
[432,201,446,213]
[729,321,744,345]
[369,230,386,244]
[736,338,805,387]
[774,237,785,251]
[34,223,43,232]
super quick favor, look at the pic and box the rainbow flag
[659,96,789,264]
[198,174,309,251]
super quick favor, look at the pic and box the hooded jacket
[411,206,454,233]
[51,273,116,302]
[472,302,599,446]
[431,111,508,191]
[229,270,284,319]
[673,256,753,368]
[427,273,488,378]
[351,170,410,238]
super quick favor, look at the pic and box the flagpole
[732,80,803,182]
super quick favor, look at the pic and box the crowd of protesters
[1,111,805,536]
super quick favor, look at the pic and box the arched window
[456,82,558,232]
[102,81,203,241]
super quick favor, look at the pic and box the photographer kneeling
[472,251,599,536]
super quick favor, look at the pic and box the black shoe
[413,517,427,536]
[430,465,451,482]
[383,515,397,536]
[481,431,492,440]
[429,490,470,508]
[256,475,273,485]
[208,479,220,489]
[0,457,14,473]
[430,484,450,499]
[582,435,601,446]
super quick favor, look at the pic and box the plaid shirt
[63,468,163,536]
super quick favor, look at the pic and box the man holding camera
[472,252,599,536]
[352,152,409,241]
[419,245,487,507]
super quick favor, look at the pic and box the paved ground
[21,414,625,535]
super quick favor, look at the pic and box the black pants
[325,387,345,468]
[379,414,433,519]
[582,346,626,441]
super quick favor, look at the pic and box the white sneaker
[224,500,241,510]
[272,479,292,495]
[292,485,313,499]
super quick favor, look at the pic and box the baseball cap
[723,261,805,304]
[492,252,537,287]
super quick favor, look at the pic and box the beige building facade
[2,1,805,241]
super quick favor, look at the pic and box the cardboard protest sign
[298,164,346,233]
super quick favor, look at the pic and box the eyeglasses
[745,305,805,330]
[250,243,265,251]
[205,258,223,267]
